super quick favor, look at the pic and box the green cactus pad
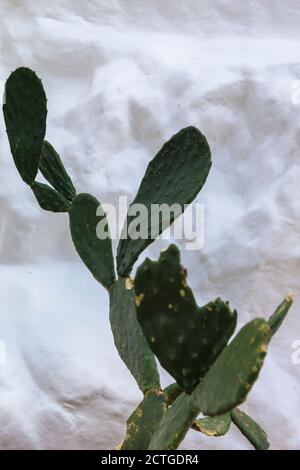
[149,393,198,450]
[135,244,237,393]
[231,408,269,450]
[117,126,211,276]
[109,278,160,393]
[69,193,115,289]
[31,182,70,212]
[164,384,231,438]
[39,141,76,201]
[150,319,272,450]
[192,413,231,437]
[268,295,293,337]
[192,318,272,416]
[3,67,47,184]
[121,390,167,450]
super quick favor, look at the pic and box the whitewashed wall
[0,1,299,449]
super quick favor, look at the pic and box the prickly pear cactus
[121,390,167,450]
[69,193,115,289]
[148,315,264,449]
[192,317,271,416]
[39,141,76,201]
[3,67,47,184]
[231,408,269,450]
[268,294,293,336]
[192,413,231,437]
[134,244,293,448]
[2,66,295,451]
[109,278,160,393]
[149,392,197,450]
[135,244,237,393]
[117,126,211,276]
[31,181,70,212]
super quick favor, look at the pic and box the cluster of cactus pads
[3,67,294,450]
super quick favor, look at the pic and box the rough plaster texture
[0,0,299,449]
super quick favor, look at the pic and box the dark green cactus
[192,413,231,437]
[109,278,160,393]
[231,408,269,450]
[148,315,272,450]
[149,393,198,450]
[191,318,271,415]
[3,67,47,184]
[268,294,293,337]
[135,244,237,393]
[69,193,115,289]
[31,181,70,212]
[121,390,167,450]
[39,141,76,201]
[164,383,231,439]
[3,67,294,451]
[117,126,211,276]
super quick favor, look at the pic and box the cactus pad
[117,126,211,276]
[109,278,160,393]
[31,182,70,212]
[192,318,272,416]
[150,319,272,450]
[121,390,167,450]
[3,67,47,184]
[135,244,237,393]
[39,141,76,201]
[192,413,231,437]
[149,393,198,450]
[231,408,269,450]
[268,295,293,337]
[69,193,115,289]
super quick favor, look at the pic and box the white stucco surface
[0,1,299,449]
